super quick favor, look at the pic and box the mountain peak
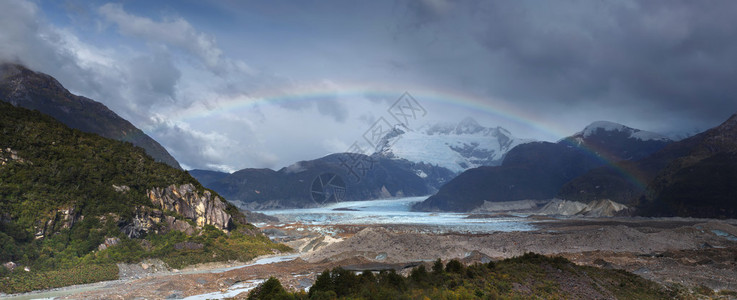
[0,63,68,99]
[455,117,484,134]
[377,117,532,173]
[719,113,737,130]
[580,121,670,142]
[581,121,629,137]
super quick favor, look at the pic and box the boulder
[163,216,196,235]
[98,237,121,251]
[3,261,17,271]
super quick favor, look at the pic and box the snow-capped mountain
[376,117,533,173]
[576,121,671,142]
[562,121,672,163]
[414,120,674,212]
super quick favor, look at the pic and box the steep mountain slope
[0,63,181,169]
[640,113,737,218]
[0,102,284,293]
[206,154,454,209]
[414,121,671,212]
[558,132,704,205]
[189,169,230,187]
[413,142,602,211]
[377,117,531,173]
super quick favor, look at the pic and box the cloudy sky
[1,0,736,172]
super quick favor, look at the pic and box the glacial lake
[255,197,537,233]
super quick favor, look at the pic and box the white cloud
[0,0,39,63]
[98,3,222,70]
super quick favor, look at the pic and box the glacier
[376,117,533,173]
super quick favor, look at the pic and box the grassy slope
[0,101,287,294]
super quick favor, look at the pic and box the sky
[1,0,736,172]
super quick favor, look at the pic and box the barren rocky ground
[6,217,737,299]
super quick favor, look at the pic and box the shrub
[248,277,293,300]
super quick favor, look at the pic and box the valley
[4,198,737,299]
[3,3,737,297]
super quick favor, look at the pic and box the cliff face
[120,206,196,238]
[148,184,232,231]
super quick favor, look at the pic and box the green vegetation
[248,277,298,300]
[247,253,673,300]
[0,264,118,294]
[0,101,287,293]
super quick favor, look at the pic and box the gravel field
[5,217,737,299]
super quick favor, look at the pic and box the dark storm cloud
[401,0,737,131]
[6,0,737,170]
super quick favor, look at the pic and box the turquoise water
[711,229,737,241]
[256,197,536,233]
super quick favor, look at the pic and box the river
[255,196,536,233]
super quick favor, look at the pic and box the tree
[432,258,444,274]
[445,259,464,273]
[248,277,293,300]
[309,269,334,298]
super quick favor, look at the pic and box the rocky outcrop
[537,199,589,216]
[98,237,121,251]
[163,216,196,235]
[537,199,630,217]
[119,207,164,238]
[148,184,232,231]
[112,184,130,193]
[34,206,82,239]
[120,206,197,238]
[578,199,631,217]
[471,199,547,212]
[3,261,17,271]
[0,148,27,165]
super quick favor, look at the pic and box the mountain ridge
[0,63,182,169]
[194,153,454,210]
[414,121,672,212]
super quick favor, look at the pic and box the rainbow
[176,83,575,137]
[166,82,648,190]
